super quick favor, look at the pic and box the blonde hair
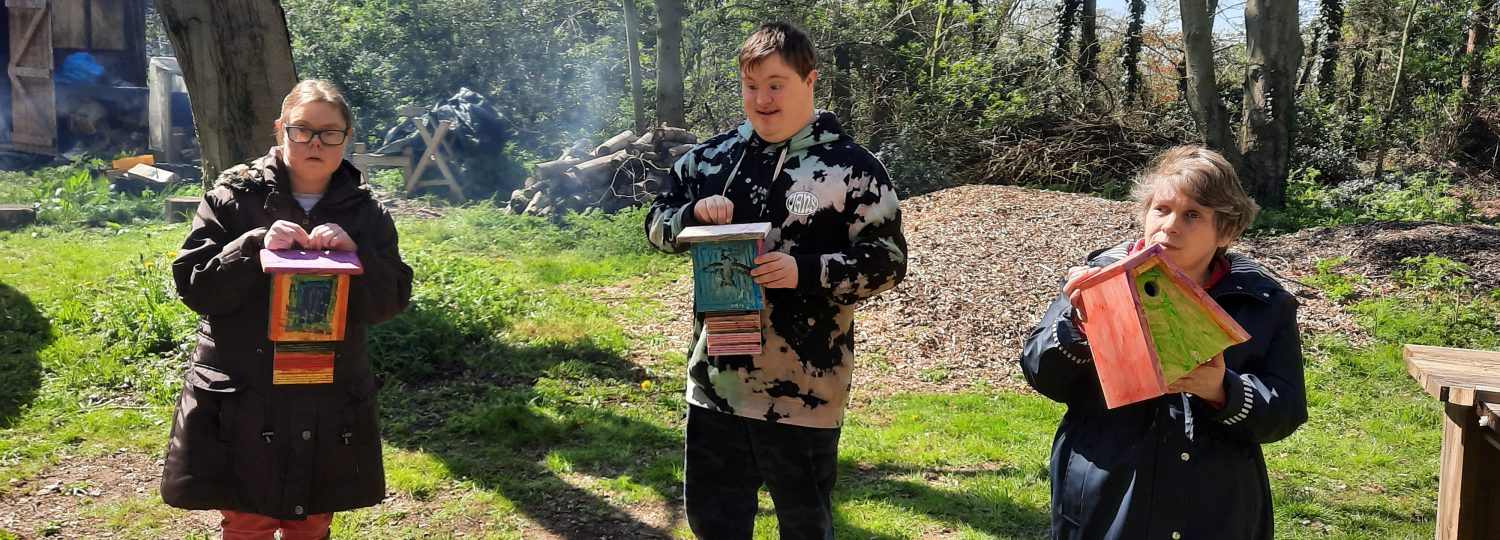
[1131,145,1260,242]
[275,79,354,143]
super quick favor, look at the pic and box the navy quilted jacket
[1021,241,1307,540]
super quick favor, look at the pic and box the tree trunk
[1175,55,1191,106]
[1457,0,1496,166]
[1317,0,1344,102]
[1372,0,1422,181]
[1239,0,1304,208]
[1052,0,1082,66]
[1121,0,1147,102]
[1179,0,1240,165]
[1348,48,1373,114]
[832,43,854,128]
[156,0,297,186]
[622,0,646,133]
[654,0,685,127]
[1296,32,1320,95]
[1460,0,1495,117]
[871,6,920,153]
[929,0,956,80]
[966,0,984,50]
[1077,0,1099,83]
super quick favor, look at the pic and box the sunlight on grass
[385,448,452,501]
[0,208,1474,538]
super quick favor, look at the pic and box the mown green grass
[0,224,186,487]
[0,202,1484,538]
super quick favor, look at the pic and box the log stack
[506,125,698,218]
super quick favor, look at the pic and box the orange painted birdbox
[1073,243,1250,409]
[261,249,364,342]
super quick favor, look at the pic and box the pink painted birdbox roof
[260,249,365,275]
[1077,242,1249,345]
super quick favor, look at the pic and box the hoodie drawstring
[721,145,789,198]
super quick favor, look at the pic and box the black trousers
[684,405,842,540]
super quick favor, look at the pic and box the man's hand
[1062,266,1103,321]
[308,223,358,252]
[264,220,311,250]
[751,252,798,289]
[693,195,734,225]
[1167,354,1227,405]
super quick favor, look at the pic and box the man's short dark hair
[738,22,816,79]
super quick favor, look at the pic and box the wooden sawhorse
[397,105,464,200]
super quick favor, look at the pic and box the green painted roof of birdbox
[1132,262,1244,384]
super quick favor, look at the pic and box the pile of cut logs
[505,125,698,217]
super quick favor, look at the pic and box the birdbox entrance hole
[1142,279,1159,297]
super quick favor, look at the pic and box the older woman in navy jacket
[1021,145,1307,540]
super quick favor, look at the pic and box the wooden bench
[349,142,413,186]
[1404,344,1500,539]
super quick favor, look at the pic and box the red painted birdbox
[1073,243,1250,408]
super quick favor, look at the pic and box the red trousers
[219,510,333,540]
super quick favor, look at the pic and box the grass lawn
[1,199,1487,538]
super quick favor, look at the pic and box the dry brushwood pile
[966,113,1182,191]
[504,125,699,218]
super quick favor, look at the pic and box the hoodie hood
[733,109,848,153]
[215,148,372,211]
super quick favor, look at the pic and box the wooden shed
[4,0,148,155]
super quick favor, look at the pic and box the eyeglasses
[284,125,350,146]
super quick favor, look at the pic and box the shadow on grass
[0,281,49,429]
[838,463,1051,538]
[371,303,682,538]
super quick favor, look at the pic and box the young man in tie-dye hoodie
[645,21,907,539]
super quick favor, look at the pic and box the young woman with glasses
[162,79,413,540]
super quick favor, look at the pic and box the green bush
[8,162,205,228]
[45,251,194,406]
[367,168,406,194]
[1305,256,1367,303]
[366,251,528,379]
[1254,168,1474,234]
[1313,255,1500,351]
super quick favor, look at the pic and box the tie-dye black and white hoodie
[645,110,908,429]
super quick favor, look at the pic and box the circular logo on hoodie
[785,191,819,216]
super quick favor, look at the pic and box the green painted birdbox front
[690,240,762,312]
[679,223,772,313]
[1075,243,1251,408]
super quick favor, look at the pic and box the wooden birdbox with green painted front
[1073,243,1250,409]
[679,222,772,356]
[678,223,772,313]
